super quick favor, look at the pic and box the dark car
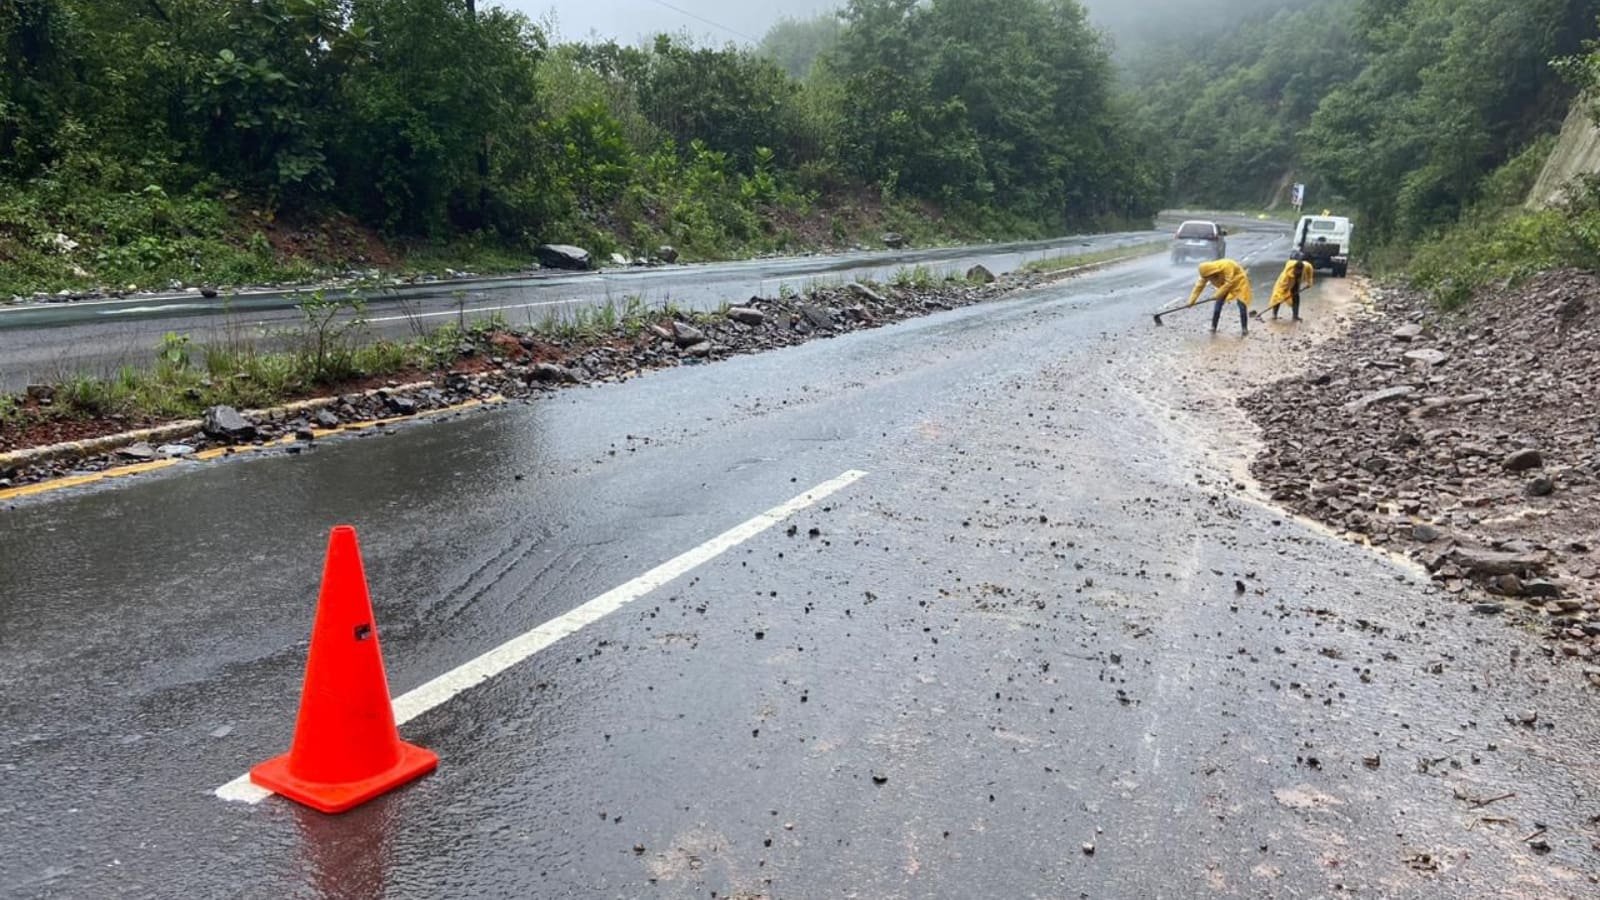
[1170,220,1227,264]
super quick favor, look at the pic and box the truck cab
[1294,214,1352,277]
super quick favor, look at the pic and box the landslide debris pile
[1243,270,1600,659]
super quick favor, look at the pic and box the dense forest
[1125,0,1599,238]
[1120,0,1600,298]
[0,0,1162,295]
[4,0,1600,298]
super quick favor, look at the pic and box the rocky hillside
[1243,271,1600,662]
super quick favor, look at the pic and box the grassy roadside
[0,292,675,428]
[3,269,980,443]
[1020,240,1168,275]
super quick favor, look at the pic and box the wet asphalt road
[0,231,1159,392]
[4,228,1599,898]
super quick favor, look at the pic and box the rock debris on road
[2,239,1597,898]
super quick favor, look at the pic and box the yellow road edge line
[0,396,503,503]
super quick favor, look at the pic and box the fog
[496,0,839,43]
[490,0,1310,49]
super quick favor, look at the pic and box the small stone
[1403,348,1448,367]
[200,287,220,299]
[386,396,418,416]
[656,245,679,264]
[157,444,195,458]
[1522,580,1563,600]
[24,384,54,403]
[1473,602,1504,615]
[314,409,341,429]
[967,265,997,284]
[1081,842,1095,856]
[1488,574,1523,597]
[871,773,888,785]
[848,282,886,304]
[1525,476,1555,497]
[1412,523,1444,543]
[1517,710,1538,726]
[1345,386,1415,411]
[116,442,157,461]
[210,725,233,739]
[1392,323,1423,341]
[295,428,316,442]
[881,232,907,249]
[683,341,713,358]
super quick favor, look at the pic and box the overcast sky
[497,0,840,44]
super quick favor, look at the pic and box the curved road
[0,229,1163,392]
[4,227,1595,897]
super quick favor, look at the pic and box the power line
[644,0,761,43]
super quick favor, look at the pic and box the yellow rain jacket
[1268,259,1314,309]
[1187,259,1252,307]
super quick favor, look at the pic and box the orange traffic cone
[250,526,437,813]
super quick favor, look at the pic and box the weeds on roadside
[891,265,939,290]
[1020,241,1166,276]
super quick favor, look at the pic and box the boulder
[529,363,579,384]
[967,265,997,284]
[657,245,680,264]
[671,321,706,346]
[314,409,341,429]
[202,405,256,442]
[798,305,835,330]
[386,395,419,416]
[1503,448,1543,472]
[535,244,592,271]
[727,307,766,326]
[848,282,886,304]
[1449,546,1549,577]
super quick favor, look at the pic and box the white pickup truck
[1294,214,1352,277]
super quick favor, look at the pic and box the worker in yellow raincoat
[1187,258,1252,334]
[1265,252,1315,321]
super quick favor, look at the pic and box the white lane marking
[98,304,202,316]
[215,469,870,805]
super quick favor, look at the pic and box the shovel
[1152,300,1202,326]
